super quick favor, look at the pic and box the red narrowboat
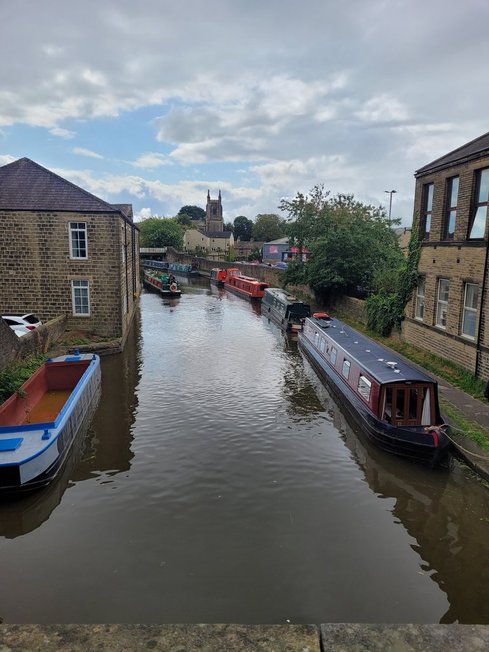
[210,267,240,288]
[224,273,269,301]
[298,314,451,466]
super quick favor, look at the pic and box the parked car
[9,325,33,337]
[2,313,42,330]
[273,262,288,269]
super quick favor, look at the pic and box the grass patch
[0,354,48,404]
[440,399,489,451]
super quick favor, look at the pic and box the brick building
[403,132,489,377]
[0,158,140,342]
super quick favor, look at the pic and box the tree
[224,221,234,232]
[176,213,192,226]
[252,213,287,242]
[233,216,253,241]
[280,186,403,302]
[138,217,184,249]
[177,205,205,221]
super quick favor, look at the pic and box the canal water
[1,279,489,624]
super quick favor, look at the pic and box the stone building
[0,157,140,343]
[183,190,233,259]
[403,132,489,377]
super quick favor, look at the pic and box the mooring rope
[429,424,489,461]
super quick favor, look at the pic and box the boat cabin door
[382,384,433,427]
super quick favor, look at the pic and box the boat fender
[170,283,177,292]
[424,425,446,447]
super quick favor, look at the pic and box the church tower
[205,189,224,232]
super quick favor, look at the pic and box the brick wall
[0,210,140,341]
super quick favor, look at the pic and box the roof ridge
[416,131,489,174]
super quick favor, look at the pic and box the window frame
[69,222,88,259]
[415,277,425,321]
[443,176,459,240]
[435,278,449,329]
[342,359,351,379]
[461,282,479,340]
[421,183,434,240]
[71,279,90,316]
[468,168,489,240]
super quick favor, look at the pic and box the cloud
[73,147,104,159]
[50,127,76,139]
[0,154,16,166]
[132,152,170,169]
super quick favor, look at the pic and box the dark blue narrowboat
[298,314,451,466]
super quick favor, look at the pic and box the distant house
[0,157,140,343]
[234,238,264,261]
[183,190,234,259]
[262,238,310,264]
[404,131,489,377]
[394,226,412,255]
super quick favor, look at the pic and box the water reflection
[0,309,142,538]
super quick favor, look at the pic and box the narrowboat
[143,269,182,297]
[209,267,240,287]
[262,287,311,332]
[224,273,269,301]
[298,314,451,466]
[0,353,101,493]
[168,262,200,276]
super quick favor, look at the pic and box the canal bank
[1,623,489,651]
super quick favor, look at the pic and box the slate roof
[0,157,134,224]
[198,229,233,238]
[416,131,489,176]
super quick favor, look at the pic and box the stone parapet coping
[0,624,488,651]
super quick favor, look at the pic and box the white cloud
[132,152,170,169]
[50,127,75,139]
[73,147,104,159]
[0,154,16,166]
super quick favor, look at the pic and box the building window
[469,168,489,239]
[342,359,351,379]
[69,222,88,259]
[435,279,449,328]
[71,280,90,316]
[462,283,479,339]
[444,176,459,240]
[415,278,425,321]
[421,183,434,240]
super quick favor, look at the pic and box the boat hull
[298,333,450,467]
[0,354,101,493]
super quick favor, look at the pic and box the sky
[1,0,488,226]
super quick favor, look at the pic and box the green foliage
[0,354,47,403]
[252,213,287,242]
[366,227,421,336]
[280,186,403,302]
[138,217,184,249]
[247,248,262,262]
[224,222,234,232]
[233,216,253,241]
[176,213,192,226]
[178,205,205,221]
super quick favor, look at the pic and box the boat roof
[307,315,436,385]
[264,287,308,304]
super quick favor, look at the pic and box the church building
[183,190,234,259]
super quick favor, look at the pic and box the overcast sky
[1,0,488,225]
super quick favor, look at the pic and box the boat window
[396,389,405,419]
[319,338,325,353]
[330,348,337,364]
[357,376,371,402]
[384,387,393,422]
[408,388,419,420]
[342,359,350,379]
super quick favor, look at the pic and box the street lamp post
[384,190,397,224]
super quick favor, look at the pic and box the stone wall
[403,150,489,377]
[329,295,368,324]
[0,314,67,370]
[0,210,140,341]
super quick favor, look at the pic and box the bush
[0,354,47,403]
